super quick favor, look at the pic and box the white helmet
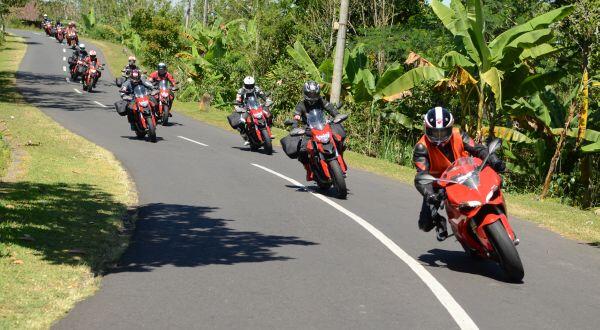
[243,76,255,91]
[79,43,86,50]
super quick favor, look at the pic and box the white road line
[251,163,479,330]
[73,88,82,94]
[33,32,41,35]
[63,48,66,53]
[177,136,209,147]
[62,56,66,61]
[62,66,66,72]
[93,101,108,108]
[65,77,70,83]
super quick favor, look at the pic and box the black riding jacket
[292,97,339,128]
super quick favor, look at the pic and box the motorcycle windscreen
[133,85,147,98]
[307,109,326,130]
[245,96,260,110]
[158,79,170,90]
[441,157,481,190]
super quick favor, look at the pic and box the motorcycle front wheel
[146,116,157,143]
[161,104,170,126]
[328,160,347,199]
[261,129,273,155]
[485,220,524,282]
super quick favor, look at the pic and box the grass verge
[92,37,599,245]
[0,34,137,328]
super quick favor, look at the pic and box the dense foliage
[6,0,600,208]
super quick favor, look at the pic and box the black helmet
[130,69,141,83]
[157,62,167,77]
[303,81,320,105]
[424,107,454,146]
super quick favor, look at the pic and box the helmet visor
[426,126,452,145]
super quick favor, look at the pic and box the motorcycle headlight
[316,132,331,143]
[161,92,170,98]
[139,101,149,107]
[253,112,263,119]
[90,69,96,73]
[458,201,482,212]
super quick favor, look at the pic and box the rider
[234,76,273,144]
[413,107,506,234]
[148,62,177,110]
[292,80,341,181]
[68,43,88,71]
[42,14,51,24]
[122,56,139,76]
[120,69,156,131]
[84,50,102,85]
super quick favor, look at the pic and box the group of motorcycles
[115,70,177,143]
[42,21,78,47]
[235,94,523,281]
[41,19,523,281]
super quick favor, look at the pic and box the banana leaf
[377,66,445,102]
[287,40,323,83]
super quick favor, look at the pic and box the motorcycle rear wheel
[485,220,524,282]
[261,129,273,155]
[328,160,347,199]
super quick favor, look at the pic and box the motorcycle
[44,22,53,36]
[70,56,86,81]
[66,31,78,48]
[81,62,104,92]
[287,109,349,199]
[123,85,158,143]
[156,79,177,126]
[417,139,524,282]
[55,26,64,43]
[237,96,273,154]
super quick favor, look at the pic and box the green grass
[0,34,137,328]
[92,37,600,245]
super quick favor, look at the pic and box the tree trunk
[580,154,592,208]
[540,102,577,200]
[476,83,485,142]
[330,0,349,104]
[202,0,209,27]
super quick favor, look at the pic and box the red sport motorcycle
[123,85,158,143]
[66,31,79,48]
[55,26,64,43]
[43,22,53,36]
[81,61,104,92]
[237,96,273,154]
[417,139,524,282]
[70,56,86,81]
[156,79,177,126]
[289,109,349,199]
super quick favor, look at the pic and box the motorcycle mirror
[488,138,501,154]
[333,113,348,124]
[284,119,294,126]
[478,138,502,172]
[416,174,437,185]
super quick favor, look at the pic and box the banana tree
[377,0,574,139]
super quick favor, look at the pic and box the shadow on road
[418,248,516,283]
[15,71,118,112]
[109,203,317,273]
[284,183,352,200]
[0,181,128,273]
[231,146,278,155]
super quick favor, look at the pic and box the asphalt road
[11,30,600,330]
